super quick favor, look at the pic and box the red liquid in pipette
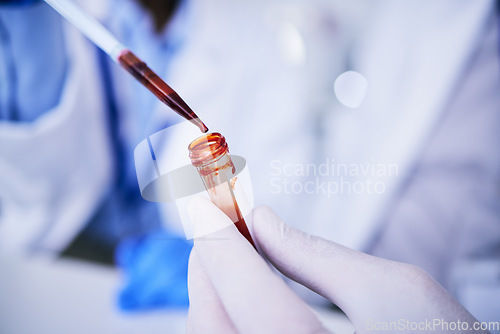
[117,50,208,133]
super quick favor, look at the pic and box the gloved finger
[187,248,237,334]
[251,206,482,329]
[189,196,330,334]
[251,206,399,320]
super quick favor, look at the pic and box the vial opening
[188,132,229,167]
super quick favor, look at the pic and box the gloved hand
[187,197,483,334]
[115,230,192,311]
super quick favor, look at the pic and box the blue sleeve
[0,1,67,122]
[0,0,39,6]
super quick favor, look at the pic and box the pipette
[43,0,208,133]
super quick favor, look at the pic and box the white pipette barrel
[43,0,126,60]
[43,0,210,132]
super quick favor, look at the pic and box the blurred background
[0,0,498,333]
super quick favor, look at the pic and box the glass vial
[188,132,255,247]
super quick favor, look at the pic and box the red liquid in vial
[189,133,256,248]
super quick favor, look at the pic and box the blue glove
[115,230,192,311]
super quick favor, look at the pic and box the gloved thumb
[252,207,368,301]
[252,207,480,333]
[251,207,420,326]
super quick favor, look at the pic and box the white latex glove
[186,197,484,334]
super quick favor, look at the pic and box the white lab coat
[0,0,344,253]
[0,10,113,254]
[317,0,499,322]
[0,0,498,323]
[365,0,500,322]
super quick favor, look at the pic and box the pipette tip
[192,118,209,133]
